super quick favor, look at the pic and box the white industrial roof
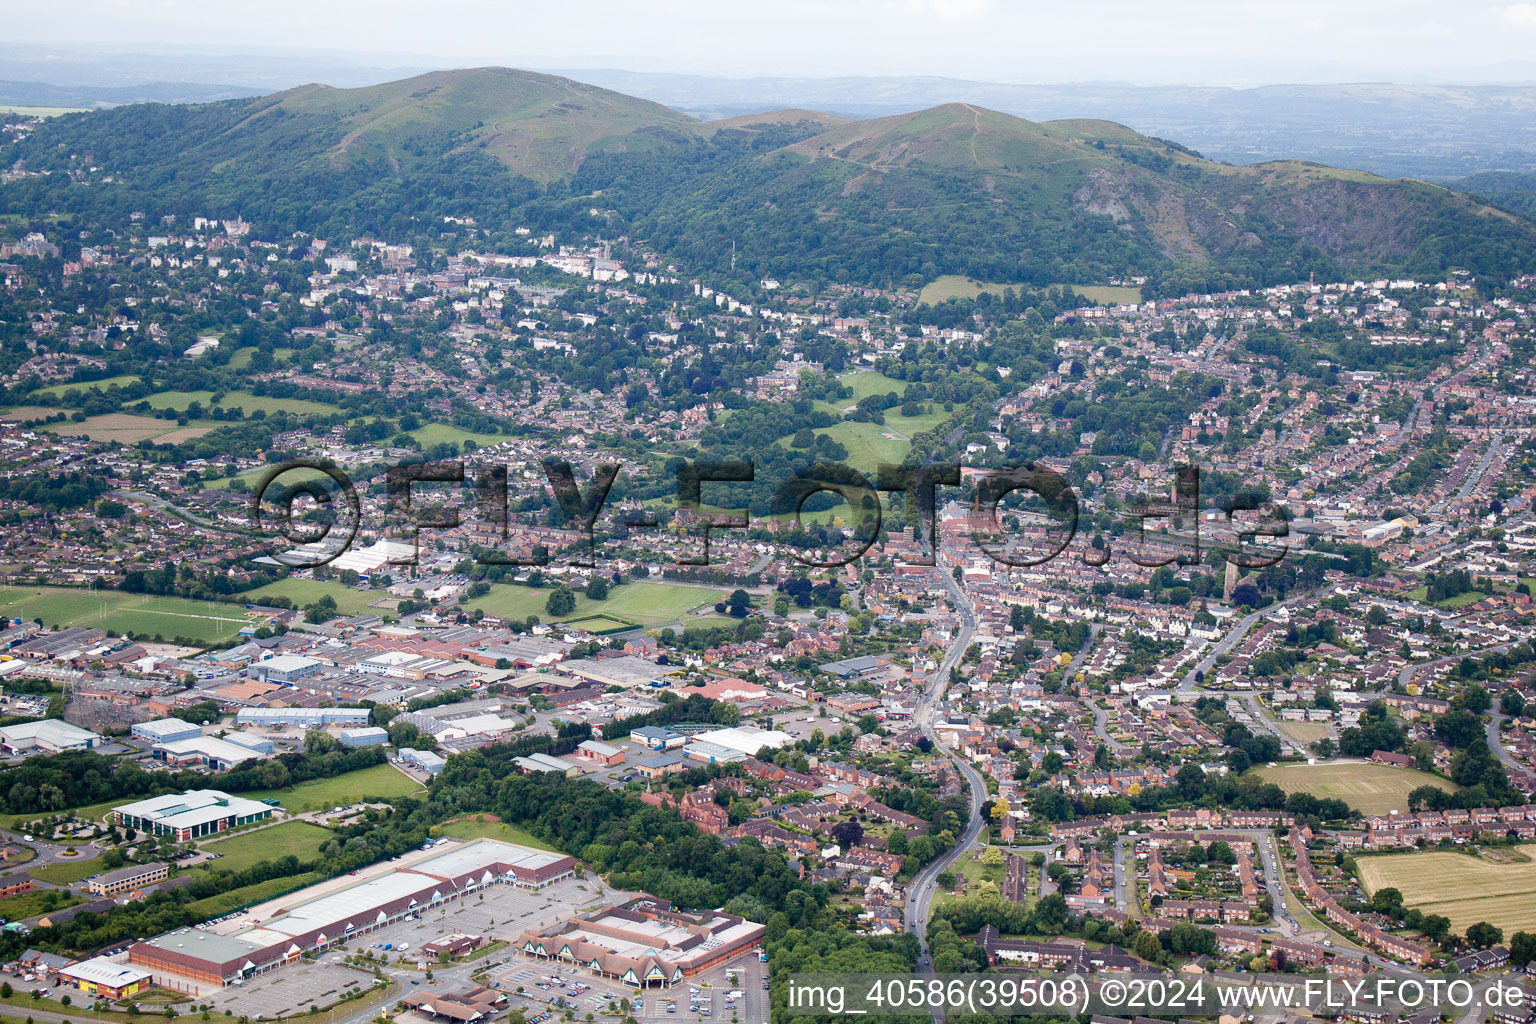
[258,654,321,672]
[134,718,202,739]
[114,790,271,828]
[156,736,262,765]
[689,726,792,755]
[0,719,100,745]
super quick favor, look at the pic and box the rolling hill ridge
[6,67,1535,296]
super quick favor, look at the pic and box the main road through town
[904,560,986,1021]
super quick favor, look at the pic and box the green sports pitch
[0,586,250,645]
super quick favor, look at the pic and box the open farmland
[47,413,214,443]
[1358,846,1536,936]
[1250,761,1456,816]
[0,585,250,644]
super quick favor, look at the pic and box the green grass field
[203,463,335,491]
[1053,283,1143,304]
[409,423,506,448]
[466,580,725,628]
[142,389,341,417]
[1251,761,1456,816]
[827,370,910,407]
[918,276,1030,305]
[29,853,110,885]
[790,411,949,470]
[430,816,559,851]
[0,585,250,644]
[248,763,426,812]
[240,578,384,615]
[29,374,142,398]
[195,821,335,873]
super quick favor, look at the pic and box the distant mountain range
[7,67,1536,296]
[558,71,1536,181]
[0,79,262,108]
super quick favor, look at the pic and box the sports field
[1357,845,1536,936]
[0,585,250,644]
[466,580,726,628]
[248,762,426,812]
[1250,761,1456,816]
[196,821,335,872]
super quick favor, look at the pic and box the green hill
[7,67,1535,295]
[264,67,699,180]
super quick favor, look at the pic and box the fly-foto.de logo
[248,458,1289,571]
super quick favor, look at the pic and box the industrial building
[339,726,389,747]
[512,752,578,775]
[131,718,204,745]
[399,747,446,775]
[113,790,275,841]
[248,654,324,683]
[128,840,575,987]
[513,896,764,987]
[576,740,625,765]
[0,719,101,754]
[234,707,371,728]
[153,732,272,770]
[687,726,792,756]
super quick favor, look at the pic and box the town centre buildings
[129,839,576,987]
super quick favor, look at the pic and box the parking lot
[191,874,611,1016]
[200,957,383,1019]
[487,947,768,1024]
[360,874,611,955]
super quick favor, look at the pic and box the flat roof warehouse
[129,839,575,987]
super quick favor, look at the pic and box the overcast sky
[8,0,1536,85]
